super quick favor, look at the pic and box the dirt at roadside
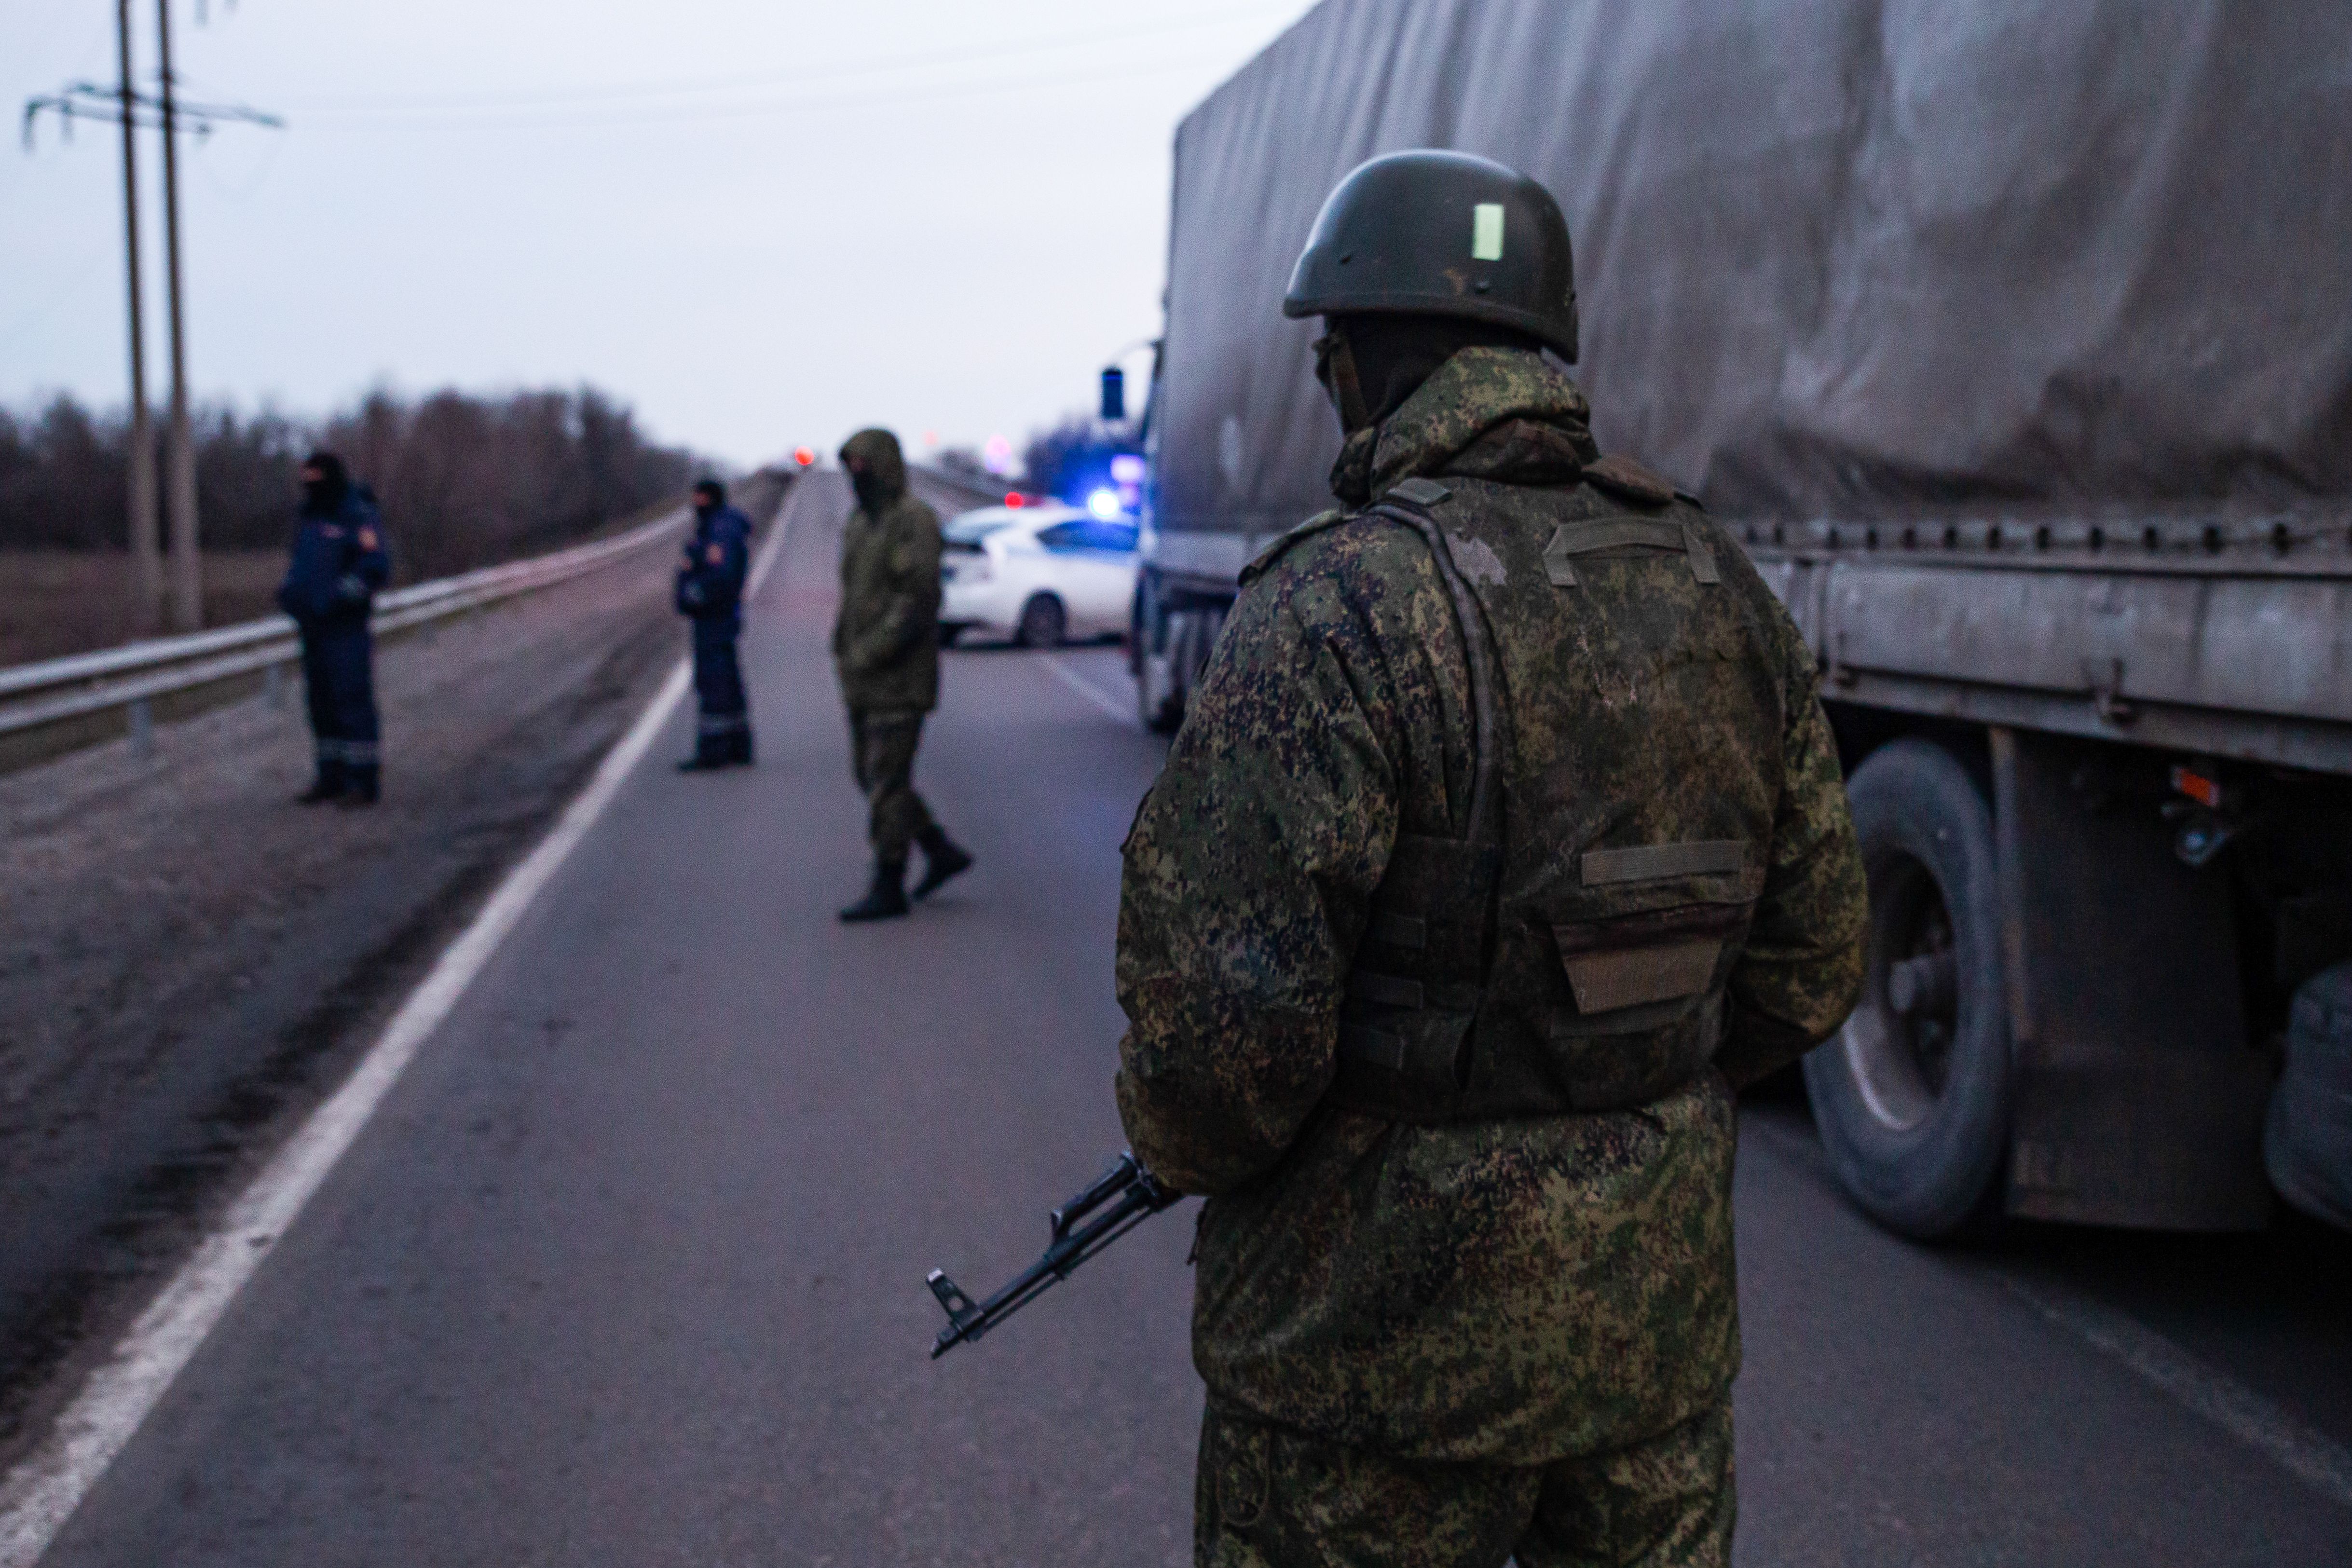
[0,477,785,1447]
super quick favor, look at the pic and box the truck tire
[1802,738,2012,1238]
[1134,585,1184,734]
[1137,650,1185,734]
[2266,962,2352,1231]
[1136,607,1193,735]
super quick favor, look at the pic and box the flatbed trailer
[1129,0,2352,1234]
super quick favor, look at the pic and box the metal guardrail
[908,464,1027,512]
[0,507,690,776]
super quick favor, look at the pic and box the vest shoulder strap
[1240,508,1352,586]
[1365,481,1507,847]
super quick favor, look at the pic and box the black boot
[838,860,911,923]
[677,737,730,772]
[338,765,381,807]
[731,730,755,766]
[296,762,346,805]
[911,826,973,900]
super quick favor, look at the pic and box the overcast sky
[2,0,1319,467]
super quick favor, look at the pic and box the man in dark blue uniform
[675,477,755,770]
[277,451,391,805]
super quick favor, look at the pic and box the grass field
[0,551,289,668]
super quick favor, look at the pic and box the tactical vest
[1282,465,1782,1122]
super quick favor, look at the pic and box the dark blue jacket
[277,490,391,630]
[675,504,752,624]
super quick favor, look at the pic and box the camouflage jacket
[833,429,942,714]
[1114,347,1865,1465]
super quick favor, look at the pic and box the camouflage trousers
[847,707,934,863]
[1195,1401,1733,1568]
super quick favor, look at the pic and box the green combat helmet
[1283,149,1580,363]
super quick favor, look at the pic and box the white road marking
[0,491,799,1567]
[1997,1276,2352,1510]
[1038,654,1135,726]
[1742,1111,2352,1512]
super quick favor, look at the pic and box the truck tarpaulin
[1157,0,2352,539]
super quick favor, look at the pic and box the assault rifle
[925,1149,1179,1358]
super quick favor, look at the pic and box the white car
[938,503,1139,647]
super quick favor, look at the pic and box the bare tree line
[0,386,703,581]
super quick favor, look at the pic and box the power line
[274,42,1253,136]
[22,81,283,146]
[271,2,1300,120]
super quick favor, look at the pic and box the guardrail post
[263,661,285,709]
[128,697,153,757]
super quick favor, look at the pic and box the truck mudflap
[2267,964,2352,1231]
[1993,728,2274,1229]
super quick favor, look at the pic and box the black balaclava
[840,429,907,516]
[300,451,350,518]
[692,479,725,517]
[1313,314,1546,436]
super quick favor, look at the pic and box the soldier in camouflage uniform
[1114,151,1867,1566]
[833,427,973,922]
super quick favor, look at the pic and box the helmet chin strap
[1313,325,1373,436]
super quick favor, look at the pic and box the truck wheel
[1137,611,1187,734]
[1015,594,1066,648]
[1137,657,1183,734]
[2266,962,2352,1231]
[1802,739,2012,1239]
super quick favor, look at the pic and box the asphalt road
[21,472,2352,1565]
[0,492,782,1448]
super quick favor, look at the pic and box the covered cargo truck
[1129,0,2352,1234]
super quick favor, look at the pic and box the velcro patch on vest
[1581,839,1748,886]
[1560,938,1725,1014]
[1544,518,1720,586]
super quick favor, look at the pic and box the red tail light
[2171,765,2223,809]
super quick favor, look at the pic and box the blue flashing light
[1086,487,1124,521]
[1109,453,1147,485]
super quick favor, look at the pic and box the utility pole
[117,0,161,636]
[23,10,277,636]
[156,0,202,632]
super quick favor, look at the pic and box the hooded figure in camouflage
[832,428,973,922]
[1114,151,1867,1567]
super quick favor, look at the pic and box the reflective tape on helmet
[1472,203,1505,260]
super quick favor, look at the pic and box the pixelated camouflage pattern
[1115,346,1864,1465]
[1328,346,1598,506]
[833,429,943,713]
[1194,1399,1733,1568]
[848,708,934,862]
